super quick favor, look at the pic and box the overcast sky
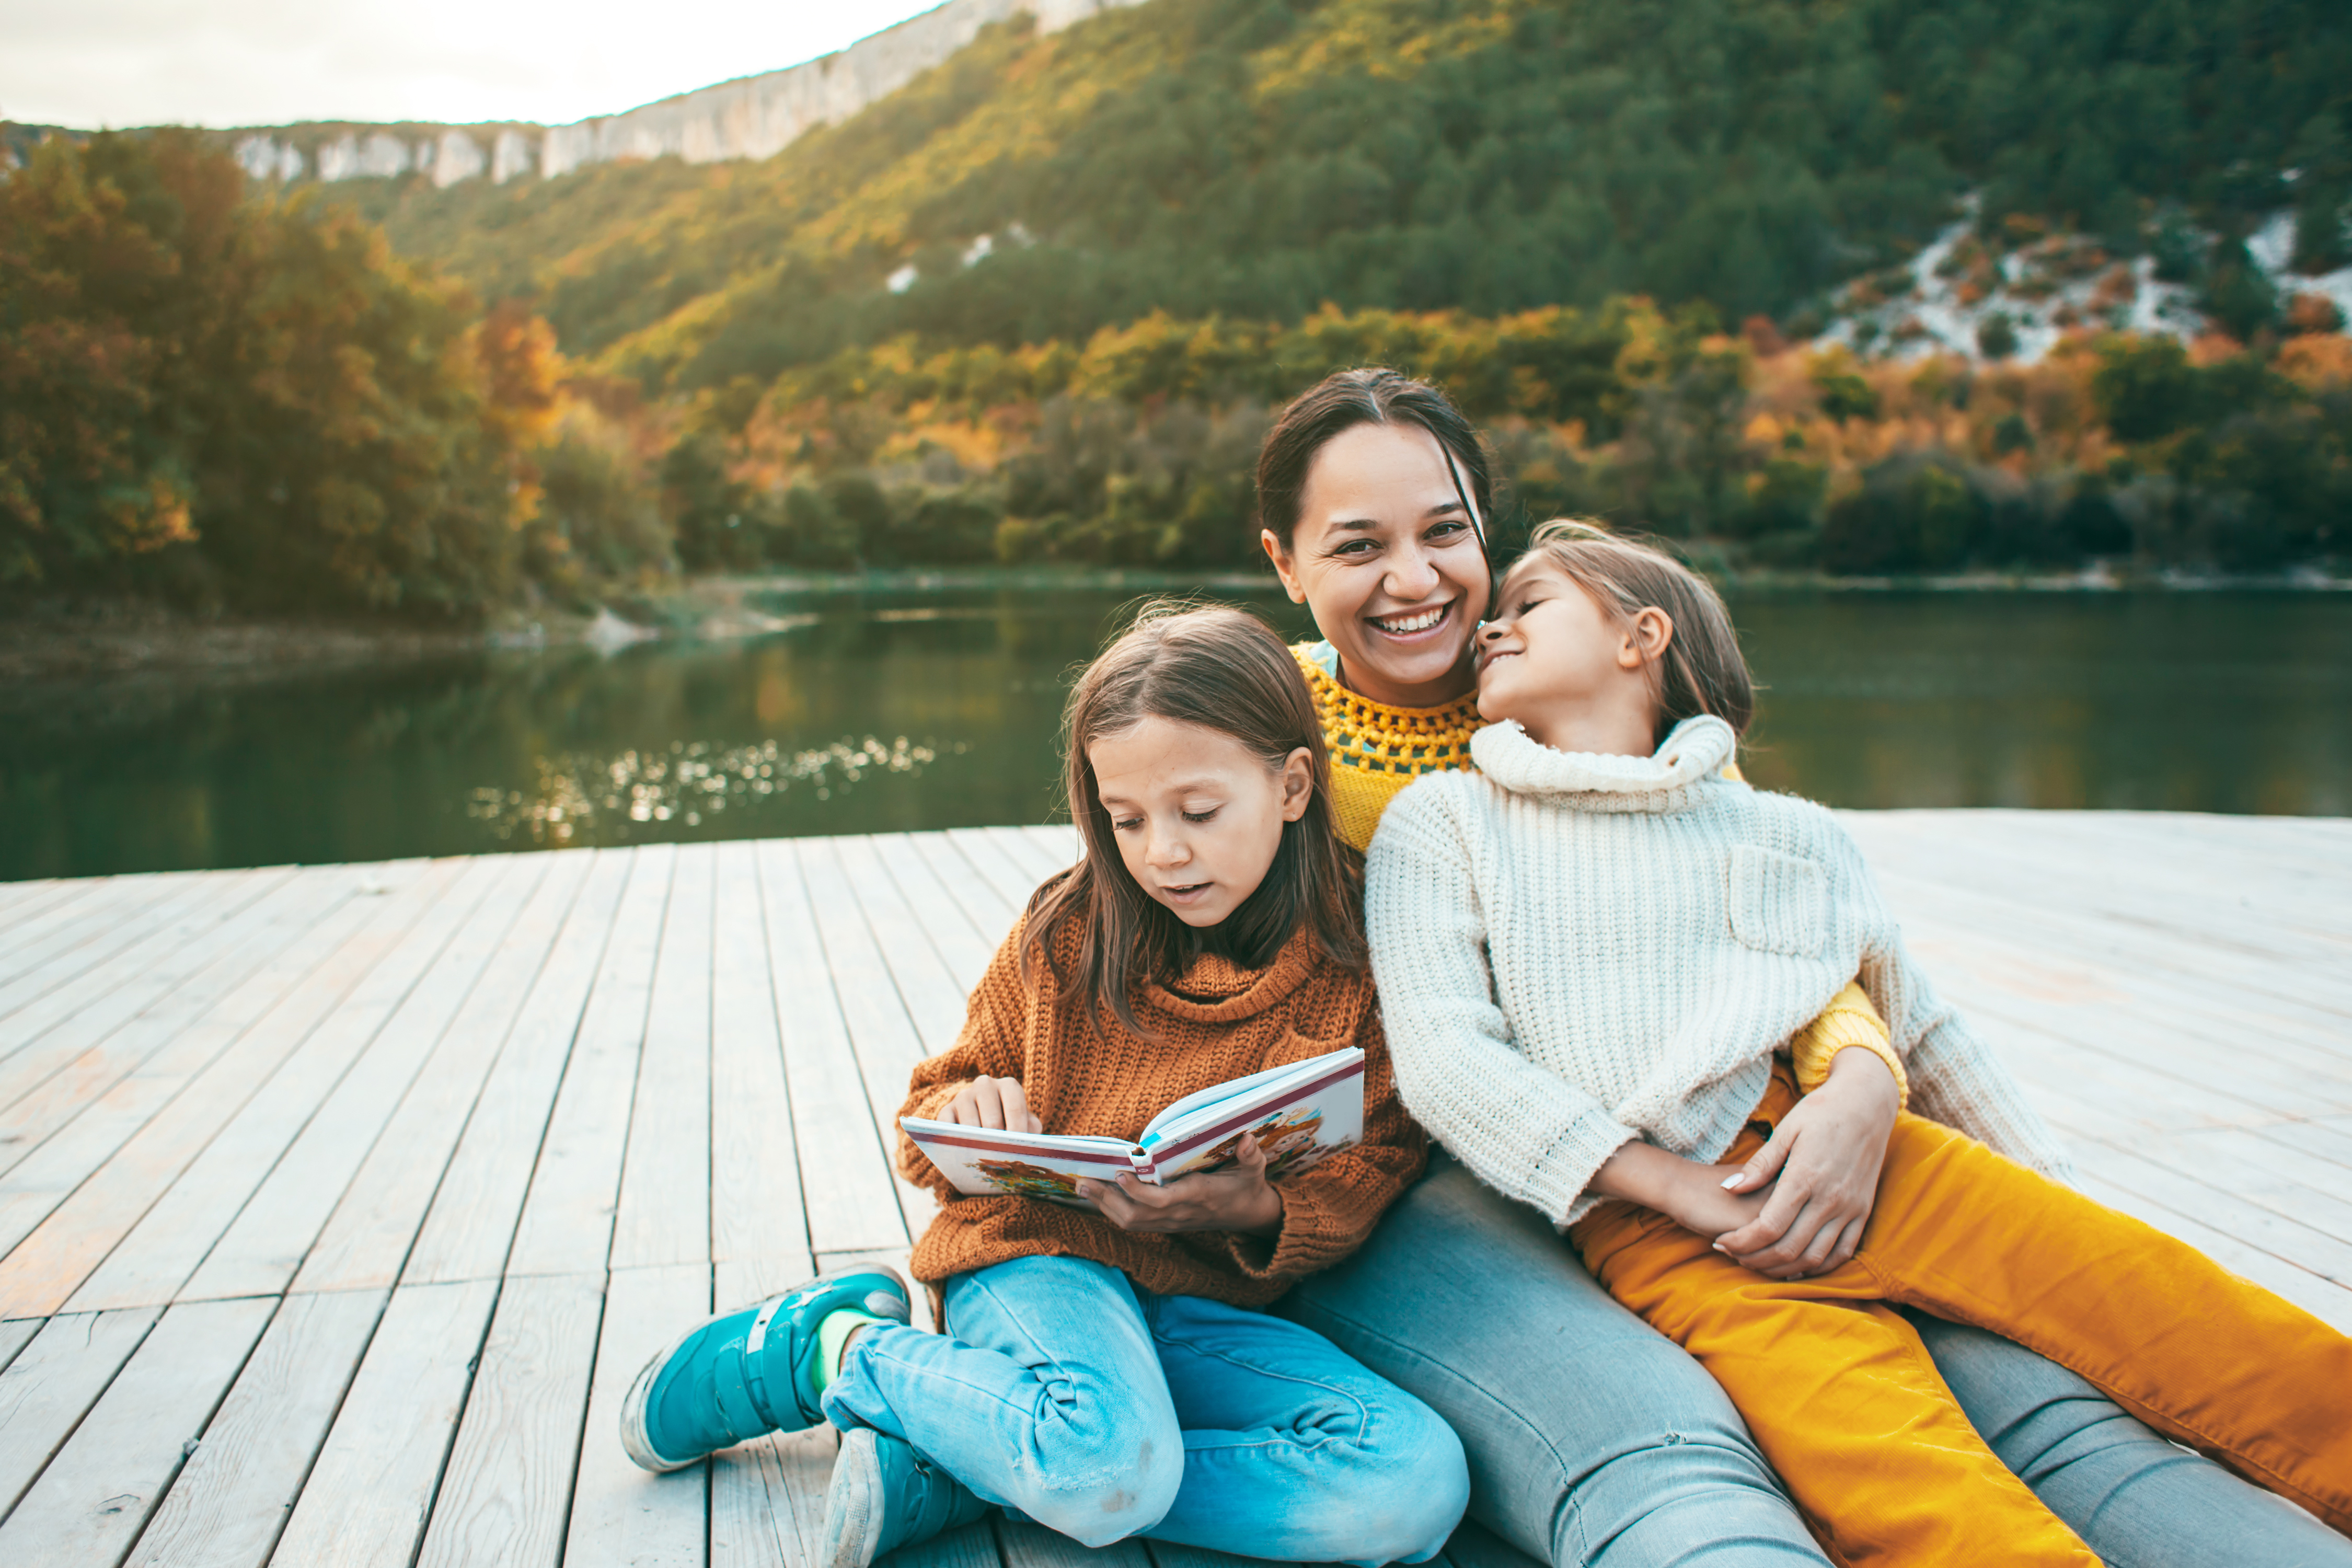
[1,0,950,130]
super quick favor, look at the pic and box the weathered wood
[267,1277,502,1567]
[122,1288,388,1568]
[415,1271,606,1568]
[0,1295,274,1565]
[797,838,941,1241]
[402,849,632,1286]
[710,841,815,1305]
[611,841,716,1272]
[753,840,904,1259]
[290,851,588,1294]
[63,859,477,1313]
[503,846,676,1279]
[1001,1516,1150,1568]
[175,855,524,1302]
[0,1306,160,1517]
[0,810,2341,1563]
[562,1262,710,1568]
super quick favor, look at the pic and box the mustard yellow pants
[1570,1063,2352,1567]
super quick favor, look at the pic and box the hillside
[318,0,2351,390]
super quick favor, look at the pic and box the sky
[0,0,951,130]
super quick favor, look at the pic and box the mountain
[219,0,1149,189]
[305,0,2348,391]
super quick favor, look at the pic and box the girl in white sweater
[1365,520,2352,1566]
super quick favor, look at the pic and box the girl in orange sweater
[621,604,1467,1568]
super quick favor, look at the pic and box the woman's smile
[1367,601,1455,640]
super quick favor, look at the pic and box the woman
[1255,367,2352,1567]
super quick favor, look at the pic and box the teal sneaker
[620,1264,911,1472]
[820,1427,992,1568]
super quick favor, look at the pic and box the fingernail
[1721,1173,1743,1189]
[1711,1242,1727,1253]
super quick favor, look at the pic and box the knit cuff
[1523,1110,1644,1229]
[1791,983,1909,1109]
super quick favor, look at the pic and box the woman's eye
[1427,521,1469,540]
[1330,539,1375,557]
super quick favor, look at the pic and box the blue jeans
[821,1254,1471,1564]
[1279,1151,2352,1568]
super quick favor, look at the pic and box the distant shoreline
[5,566,2345,685]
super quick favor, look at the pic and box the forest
[4,0,2349,616]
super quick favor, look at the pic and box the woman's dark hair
[1023,602,1364,1035]
[1509,520,1757,746]
[1255,367,1495,561]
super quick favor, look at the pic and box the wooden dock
[0,813,2344,1568]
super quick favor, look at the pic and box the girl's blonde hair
[1023,602,1364,1035]
[1508,520,1756,746]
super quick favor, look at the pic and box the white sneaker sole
[821,1427,887,1568]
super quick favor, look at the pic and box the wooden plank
[0,1307,160,1518]
[942,827,1047,915]
[0,870,414,1318]
[709,841,814,1307]
[0,1295,274,1565]
[837,837,974,1057]
[0,866,303,1060]
[871,834,995,991]
[996,826,1073,884]
[0,866,325,1121]
[502,846,675,1279]
[610,842,716,1273]
[755,840,906,1258]
[121,1288,388,1568]
[0,872,375,1193]
[562,1263,709,1568]
[711,1426,837,1568]
[1003,1517,1149,1568]
[891,1520,1000,1568]
[290,851,594,1295]
[0,1317,38,1376]
[414,1271,605,1568]
[266,1277,502,1568]
[2061,1135,2352,1295]
[913,833,1021,947]
[0,877,83,935]
[0,872,175,990]
[401,851,632,1286]
[797,839,937,1241]
[62,860,478,1313]
[174,856,530,1302]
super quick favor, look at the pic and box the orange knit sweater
[896,914,1426,1307]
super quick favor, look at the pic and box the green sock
[811,1308,890,1392]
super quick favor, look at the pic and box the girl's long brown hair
[1023,602,1364,1035]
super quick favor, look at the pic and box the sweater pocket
[1726,845,1828,956]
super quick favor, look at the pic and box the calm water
[4,585,2347,880]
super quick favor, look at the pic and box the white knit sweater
[1366,713,2071,1227]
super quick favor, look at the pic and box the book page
[1143,1048,1365,1184]
[898,1119,1137,1206]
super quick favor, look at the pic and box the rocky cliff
[229,0,1148,189]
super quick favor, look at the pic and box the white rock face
[224,0,1152,190]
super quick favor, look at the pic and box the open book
[902,1047,1365,1206]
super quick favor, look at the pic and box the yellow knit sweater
[1294,642,1908,1103]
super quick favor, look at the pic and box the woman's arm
[1366,785,1644,1224]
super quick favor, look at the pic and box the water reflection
[465,735,949,845]
[0,585,2343,880]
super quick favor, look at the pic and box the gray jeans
[1278,1151,2350,1568]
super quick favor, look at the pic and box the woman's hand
[940,1075,1042,1134]
[1714,1049,1900,1279]
[1077,1133,1285,1236]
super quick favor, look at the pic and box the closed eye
[1182,808,1219,824]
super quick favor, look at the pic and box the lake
[4,582,2347,881]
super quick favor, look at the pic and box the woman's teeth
[1374,605,1448,635]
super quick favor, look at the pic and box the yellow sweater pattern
[1294,642,1908,1108]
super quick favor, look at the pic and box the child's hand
[940,1076,1043,1134]
[1077,1133,1285,1236]
[1644,1159,1774,1240]
[1714,1048,1899,1279]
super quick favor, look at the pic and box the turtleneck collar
[1141,923,1324,1022]
[1467,713,1737,813]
